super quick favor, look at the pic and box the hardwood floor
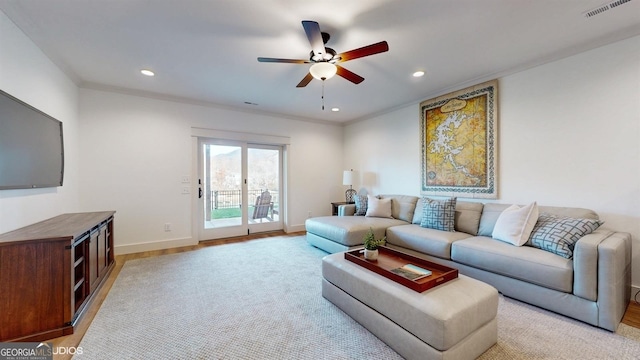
[48,231,640,359]
[623,299,640,329]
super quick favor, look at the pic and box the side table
[331,201,350,216]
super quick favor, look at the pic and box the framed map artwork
[419,80,498,198]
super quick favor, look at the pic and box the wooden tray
[345,246,458,292]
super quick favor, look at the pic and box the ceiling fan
[258,20,389,88]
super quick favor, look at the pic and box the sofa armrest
[338,204,356,216]
[573,229,631,331]
[573,229,614,301]
[596,231,632,331]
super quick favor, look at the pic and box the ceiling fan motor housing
[310,47,338,62]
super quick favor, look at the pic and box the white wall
[0,10,80,233]
[344,35,640,289]
[78,89,343,253]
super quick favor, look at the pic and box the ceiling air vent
[584,0,633,18]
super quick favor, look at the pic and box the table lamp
[343,169,357,203]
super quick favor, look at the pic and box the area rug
[74,236,640,359]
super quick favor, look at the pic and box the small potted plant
[363,227,386,261]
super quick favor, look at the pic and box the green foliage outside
[211,208,242,219]
[211,205,279,220]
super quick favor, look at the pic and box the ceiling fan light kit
[309,62,337,80]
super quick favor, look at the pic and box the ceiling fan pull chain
[321,80,325,110]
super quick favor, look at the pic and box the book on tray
[390,264,432,281]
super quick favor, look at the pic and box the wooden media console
[0,211,116,342]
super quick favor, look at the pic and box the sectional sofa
[305,194,632,331]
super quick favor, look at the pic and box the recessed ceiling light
[140,69,155,76]
[413,70,425,77]
[331,107,340,112]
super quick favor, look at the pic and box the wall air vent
[584,0,633,18]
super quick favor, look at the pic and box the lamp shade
[310,62,337,80]
[343,170,354,186]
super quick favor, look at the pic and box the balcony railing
[212,189,279,210]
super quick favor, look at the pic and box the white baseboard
[632,285,640,303]
[115,227,307,255]
[286,224,306,233]
[115,236,197,255]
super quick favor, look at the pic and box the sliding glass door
[198,139,282,240]
[246,146,281,229]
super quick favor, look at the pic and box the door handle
[198,179,203,198]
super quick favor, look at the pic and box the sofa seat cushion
[386,224,473,260]
[451,236,573,293]
[305,216,407,247]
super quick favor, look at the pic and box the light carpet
[74,236,640,359]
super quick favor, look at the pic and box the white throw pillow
[365,195,393,218]
[492,202,539,246]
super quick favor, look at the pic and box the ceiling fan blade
[302,20,326,58]
[296,73,314,88]
[336,41,389,62]
[257,57,310,64]
[336,65,364,84]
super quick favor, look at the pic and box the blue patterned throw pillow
[354,195,368,216]
[527,213,603,259]
[420,197,456,231]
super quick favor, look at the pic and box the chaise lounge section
[306,195,418,253]
[305,194,632,331]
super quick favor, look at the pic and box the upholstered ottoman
[322,252,498,360]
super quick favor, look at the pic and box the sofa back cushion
[478,203,599,237]
[379,195,419,222]
[455,201,484,235]
[537,205,599,220]
[412,198,483,235]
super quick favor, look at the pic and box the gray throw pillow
[420,197,456,231]
[354,195,368,216]
[526,213,603,259]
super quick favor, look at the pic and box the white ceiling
[1,0,639,123]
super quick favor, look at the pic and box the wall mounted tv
[0,89,64,190]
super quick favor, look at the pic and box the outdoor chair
[251,190,273,222]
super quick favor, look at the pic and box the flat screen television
[0,89,64,190]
